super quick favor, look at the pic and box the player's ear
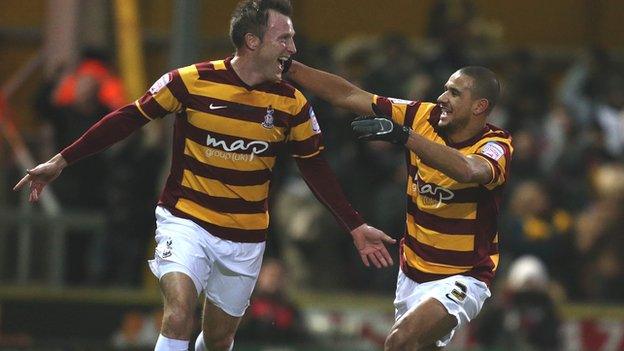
[473,98,489,116]
[244,33,261,51]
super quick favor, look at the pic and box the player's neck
[230,55,266,87]
[447,121,487,144]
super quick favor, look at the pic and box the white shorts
[148,206,265,317]
[394,269,491,347]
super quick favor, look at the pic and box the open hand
[13,153,67,202]
[351,224,397,268]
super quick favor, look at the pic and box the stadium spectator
[573,164,624,302]
[558,48,624,158]
[272,174,332,287]
[538,108,615,213]
[501,180,576,290]
[539,104,591,210]
[13,1,396,350]
[287,61,512,350]
[238,258,308,344]
[474,255,562,351]
[363,34,416,99]
[502,49,549,132]
[35,48,125,210]
[506,128,543,183]
[33,48,128,284]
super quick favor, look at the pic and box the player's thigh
[391,298,457,349]
[203,241,265,317]
[200,298,242,342]
[198,241,263,345]
[160,271,200,315]
[149,206,213,295]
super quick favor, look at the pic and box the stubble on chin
[437,120,450,131]
[438,119,460,134]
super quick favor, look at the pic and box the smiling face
[254,9,296,82]
[436,71,479,132]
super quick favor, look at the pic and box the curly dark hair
[229,0,293,49]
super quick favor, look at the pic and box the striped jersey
[373,95,513,285]
[134,57,324,242]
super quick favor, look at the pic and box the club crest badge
[262,106,275,129]
[156,238,173,259]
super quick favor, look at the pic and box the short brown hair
[229,0,293,49]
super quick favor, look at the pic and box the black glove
[351,116,410,145]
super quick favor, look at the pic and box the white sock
[155,334,189,351]
[194,331,234,351]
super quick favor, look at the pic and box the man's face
[256,10,296,82]
[436,72,479,132]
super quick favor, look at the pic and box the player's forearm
[295,154,365,232]
[60,103,149,164]
[288,61,371,115]
[405,131,482,183]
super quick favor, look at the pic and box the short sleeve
[473,140,513,189]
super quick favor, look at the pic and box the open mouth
[277,57,289,72]
[440,105,452,118]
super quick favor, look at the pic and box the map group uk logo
[205,134,269,161]
[413,177,455,208]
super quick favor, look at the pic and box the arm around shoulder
[287,60,374,116]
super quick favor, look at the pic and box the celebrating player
[13,1,396,350]
[287,61,513,350]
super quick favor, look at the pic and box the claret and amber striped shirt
[135,57,324,242]
[373,95,513,286]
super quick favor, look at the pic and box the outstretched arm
[13,103,149,201]
[295,154,396,268]
[288,61,375,116]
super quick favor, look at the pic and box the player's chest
[185,104,289,143]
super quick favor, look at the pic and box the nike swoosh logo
[209,104,227,110]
